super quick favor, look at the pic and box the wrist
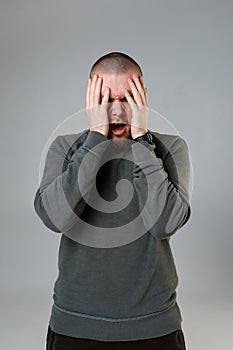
[132,129,148,139]
[133,131,154,145]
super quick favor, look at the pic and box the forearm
[34,131,108,233]
[131,138,191,240]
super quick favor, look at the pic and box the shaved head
[89,52,143,78]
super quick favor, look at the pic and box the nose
[110,101,124,117]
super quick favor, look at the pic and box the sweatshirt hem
[49,301,182,342]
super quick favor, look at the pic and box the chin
[111,135,130,141]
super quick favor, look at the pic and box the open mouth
[110,123,127,136]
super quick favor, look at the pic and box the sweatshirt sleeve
[131,136,191,240]
[33,131,109,233]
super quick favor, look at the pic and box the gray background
[1,0,232,349]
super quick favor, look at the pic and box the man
[34,52,191,349]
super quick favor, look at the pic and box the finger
[125,90,136,106]
[93,76,102,106]
[90,74,98,106]
[139,75,145,89]
[86,78,91,109]
[101,87,109,105]
[140,76,147,95]
[144,87,148,105]
[133,74,147,106]
[128,78,143,107]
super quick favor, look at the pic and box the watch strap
[134,132,154,145]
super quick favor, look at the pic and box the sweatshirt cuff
[83,130,108,149]
[131,140,161,166]
[132,139,156,153]
[70,130,109,162]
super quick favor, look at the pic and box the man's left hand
[125,74,148,139]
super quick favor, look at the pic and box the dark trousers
[46,325,186,350]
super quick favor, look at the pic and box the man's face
[98,72,136,140]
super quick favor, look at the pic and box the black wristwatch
[134,132,154,145]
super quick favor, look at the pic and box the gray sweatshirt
[33,129,191,341]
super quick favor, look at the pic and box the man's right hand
[86,74,110,137]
